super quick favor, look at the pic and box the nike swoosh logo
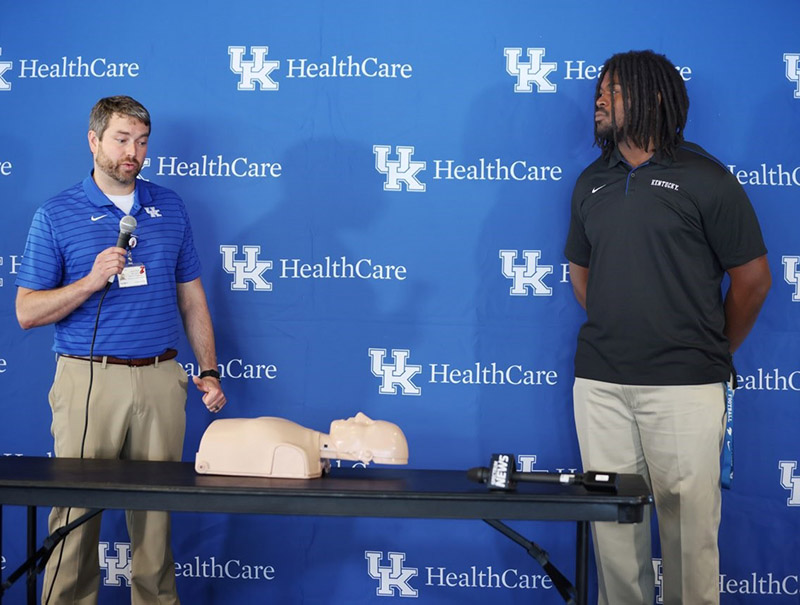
[90,214,108,222]
[591,184,607,194]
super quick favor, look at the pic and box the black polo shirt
[564,142,767,385]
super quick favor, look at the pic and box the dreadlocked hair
[595,50,689,160]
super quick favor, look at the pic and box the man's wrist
[199,369,221,381]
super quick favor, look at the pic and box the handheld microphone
[467,453,618,492]
[107,215,137,284]
[115,215,137,249]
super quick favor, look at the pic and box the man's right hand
[88,246,129,291]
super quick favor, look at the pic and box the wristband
[199,369,221,381]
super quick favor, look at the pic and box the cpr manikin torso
[195,412,408,478]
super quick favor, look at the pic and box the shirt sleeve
[174,200,202,283]
[699,170,768,270]
[564,180,591,267]
[15,207,64,290]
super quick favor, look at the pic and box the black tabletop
[0,457,652,522]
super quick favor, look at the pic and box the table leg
[576,520,589,605]
[27,507,36,605]
[1,505,3,605]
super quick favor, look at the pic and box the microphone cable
[43,276,113,605]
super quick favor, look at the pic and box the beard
[95,147,141,185]
[595,113,625,144]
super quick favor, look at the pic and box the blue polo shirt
[16,174,202,358]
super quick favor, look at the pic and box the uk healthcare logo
[0,48,12,91]
[369,348,422,396]
[504,48,557,93]
[779,460,800,506]
[374,145,426,192]
[99,541,132,587]
[229,46,280,91]
[365,551,418,597]
[500,250,554,296]
[785,53,800,98]
[782,256,800,301]
[220,245,273,291]
[135,158,151,182]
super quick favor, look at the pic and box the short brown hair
[89,96,151,140]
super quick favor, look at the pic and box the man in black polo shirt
[564,50,771,605]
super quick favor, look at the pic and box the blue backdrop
[1,2,799,603]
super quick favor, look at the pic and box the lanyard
[721,379,735,489]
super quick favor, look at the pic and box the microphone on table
[466,453,618,493]
[107,215,138,284]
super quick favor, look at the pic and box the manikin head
[325,412,408,464]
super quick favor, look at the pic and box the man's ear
[88,130,99,154]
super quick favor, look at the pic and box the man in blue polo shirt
[16,96,227,605]
[565,51,771,604]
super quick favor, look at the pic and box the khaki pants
[42,356,188,605]
[573,378,726,605]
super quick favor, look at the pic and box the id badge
[118,263,148,288]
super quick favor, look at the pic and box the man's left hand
[193,376,227,413]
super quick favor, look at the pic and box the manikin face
[328,412,408,464]
[595,73,626,141]
[329,412,377,441]
[88,113,149,191]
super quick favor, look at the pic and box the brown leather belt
[60,348,178,367]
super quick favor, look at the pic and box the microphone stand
[483,519,577,605]
[0,508,103,597]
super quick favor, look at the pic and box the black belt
[60,348,178,367]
